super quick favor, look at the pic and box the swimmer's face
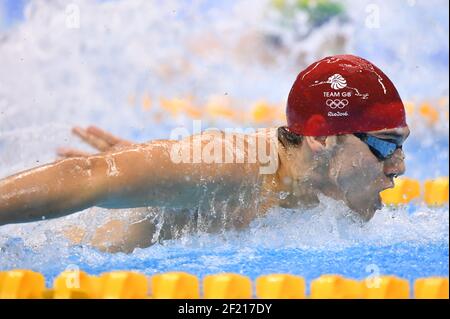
[329,126,410,221]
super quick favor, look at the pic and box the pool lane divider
[0,270,448,299]
[380,177,448,207]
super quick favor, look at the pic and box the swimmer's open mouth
[375,178,395,210]
[375,193,383,210]
[381,178,395,191]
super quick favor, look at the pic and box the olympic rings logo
[326,99,349,109]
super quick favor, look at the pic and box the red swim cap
[286,55,407,136]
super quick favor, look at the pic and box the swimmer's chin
[347,196,381,222]
[361,196,383,222]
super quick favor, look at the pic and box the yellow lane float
[1,270,448,299]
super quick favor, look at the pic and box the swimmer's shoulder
[183,127,278,143]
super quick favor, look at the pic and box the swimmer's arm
[0,155,111,225]
[0,140,258,225]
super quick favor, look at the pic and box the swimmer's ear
[304,135,338,154]
[277,126,302,148]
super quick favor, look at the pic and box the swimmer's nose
[383,148,406,178]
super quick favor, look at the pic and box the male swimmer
[0,55,409,253]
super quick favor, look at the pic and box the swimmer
[0,55,410,253]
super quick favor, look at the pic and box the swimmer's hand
[57,125,132,158]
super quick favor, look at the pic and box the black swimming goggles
[353,133,402,161]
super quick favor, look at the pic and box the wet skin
[0,125,410,253]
